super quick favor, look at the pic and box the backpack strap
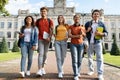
[55,25,59,35]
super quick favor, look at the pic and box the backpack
[36,18,51,29]
[55,24,68,35]
[17,26,25,48]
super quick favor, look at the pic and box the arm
[68,28,83,38]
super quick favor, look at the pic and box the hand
[44,37,51,42]
[87,27,92,32]
[32,46,36,50]
[19,33,24,38]
[95,31,103,36]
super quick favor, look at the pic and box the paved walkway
[0,51,120,80]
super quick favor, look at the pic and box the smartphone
[16,31,22,34]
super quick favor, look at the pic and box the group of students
[18,6,108,80]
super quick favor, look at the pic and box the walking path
[0,51,120,80]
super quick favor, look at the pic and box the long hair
[21,16,35,32]
[57,15,65,25]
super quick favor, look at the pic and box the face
[74,15,80,23]
[58,16,64,24]
[92,12,100,21]
[40,9,47,17]
[26,17,32,24]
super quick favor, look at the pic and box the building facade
[0,0,119,51]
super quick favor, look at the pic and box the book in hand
[95,27,103,39]
[43,31,49,39]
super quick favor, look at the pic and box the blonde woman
[54,15,69,78]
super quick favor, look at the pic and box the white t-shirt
[90,22,98,43]
[24,28,32,42]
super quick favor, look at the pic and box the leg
[27,44,34,71]
[20,44,28,72]
[54,41,62,73]
[88,43,94,72]
[42,41,50,67]
[70,43,78,77]
[94,43,104,75]
[61,41,67,67]
[38,40,44,69]
[77,43,84,74]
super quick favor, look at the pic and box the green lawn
[0,52,21,62]
[103,53,120,67]
[93,53,120,67]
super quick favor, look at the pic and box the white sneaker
[36,69,43,76]
[41,68,46,74]
[78,74,81,77]
[98,75,104,80]
[87,71,94,76]
[19,71,25,78]
[26,71,30,76]
[74,76,79,80]
[58,72,63,78]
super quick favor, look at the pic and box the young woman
[19,16,38,77]
[54,15,69,78]
[68,14,85,80]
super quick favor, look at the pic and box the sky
[5,0,120,15]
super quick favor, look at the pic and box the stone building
[0,0,119,51]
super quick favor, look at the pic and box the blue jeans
[70,43,84,77]
[88,42,104,75]
[20,42,34,72]
[54,41,67,73]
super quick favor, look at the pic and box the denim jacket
[85,20,108,44]
[20,27,38,48]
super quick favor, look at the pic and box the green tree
[12,40,20,52]
[110,35,120,55]
[0,0,9,16]
[0,37,9,53]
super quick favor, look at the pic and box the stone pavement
[0,51,120,80]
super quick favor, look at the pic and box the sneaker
[74,76,79,80]
[26,71,30,76]
[19,71,25,78]
[78,74,81,77]
[58,72,63,78]
[98,75,104,80]
[36,69,42,76]
[87,71,94,76]
[41,68,46,74]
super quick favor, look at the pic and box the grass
[93,53,120,67]
[103,53,120,67]
[0,52,21,62]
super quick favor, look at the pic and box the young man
[85,9,108,80]
[36,7,54,76]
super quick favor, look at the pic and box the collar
[92,20,99,23]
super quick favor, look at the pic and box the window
[67,20,72,25]
[14,22,18,29]
[112,33,115,39]
[14,32,17,38]
[8,42,10,48]
[8,22,12,28]
[0,22,4,28]
[104,43,108,50]
[0,32,4,38]
[21,20,24,26]
[111,22,115,28]
[7,32,11,38]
